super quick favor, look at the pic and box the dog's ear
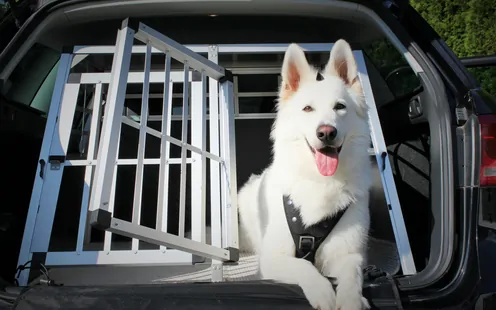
[280,43,313,100]
[324,39,359,87]
[325,39,367,118]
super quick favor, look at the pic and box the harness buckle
[298,236,315,251]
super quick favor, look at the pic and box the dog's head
[271,40,369,177]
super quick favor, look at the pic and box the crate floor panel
[36,237,398,286]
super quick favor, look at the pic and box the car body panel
[1,1,495,309]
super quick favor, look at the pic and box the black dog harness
[283,195,347,263]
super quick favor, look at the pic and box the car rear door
[381,1,496,308]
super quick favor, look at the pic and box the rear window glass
[362,39,421,100]
[3,43,60,113]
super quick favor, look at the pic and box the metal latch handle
[48,155,66,171]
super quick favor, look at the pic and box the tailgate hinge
[456,91,474,126]
[382,0,407,20]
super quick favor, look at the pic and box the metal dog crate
[16,18,416,286]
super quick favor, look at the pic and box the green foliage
[468,67,496,98]
[411,0,496,97]
[464,0,496,58]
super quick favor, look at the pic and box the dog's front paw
[336,291,370,310]
[300,275,337,310]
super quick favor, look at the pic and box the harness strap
[283,195,347,263]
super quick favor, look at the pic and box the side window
[2,43,60,115]
[362,39,421,102]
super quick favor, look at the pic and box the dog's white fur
[237,40,373,310]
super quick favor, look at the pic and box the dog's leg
[317,200,370,310]
[329,253,370,310]
[260,226,337,310]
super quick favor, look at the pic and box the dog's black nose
[316,125,338,144]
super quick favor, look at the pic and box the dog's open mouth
[309,145,343,156]
[307,141,342,177]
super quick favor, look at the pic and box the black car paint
[1,0,495,309]
[393,4,496,309]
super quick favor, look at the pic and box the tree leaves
[411,0,496,96]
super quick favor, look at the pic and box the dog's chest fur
[285,181,353,226]
[271,164,370,227]
[257,166,369,262]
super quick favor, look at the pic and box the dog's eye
[303,106,313,112]
[334,103,346,110]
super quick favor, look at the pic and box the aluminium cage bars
[16,18,239,286]
[88,19,239,263]
[16,17,417,287]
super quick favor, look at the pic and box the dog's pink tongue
[315,150,339,176]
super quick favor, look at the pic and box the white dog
[237,40,373,310]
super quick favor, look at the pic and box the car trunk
[0,0,457,308]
